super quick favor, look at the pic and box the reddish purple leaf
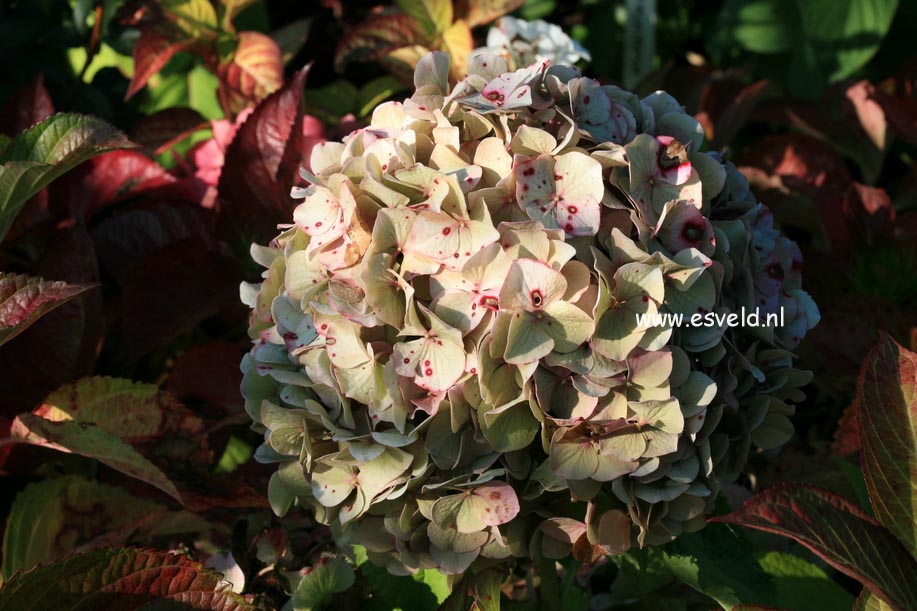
[0,73,54,136]
[711,483,917,611]
[711,79,770,149]
[831,401,860,457]
[872,90,917,146]
[52,150,179,221]
[218,64,310,244]
[172,472,270,513]
[739,134,860,250]
[217,31,284,116]
[167,340,245,411]
[92,199,218,282]
[120,240,241,359]
[0,547,255,610]
[334,14,420,73]
[126,26,194,100]
[0,224,101,417]
[10,415,184,502]
[31,377,205,444]
[129,107,208,155]
[857,334,917,557]
[0,273,94,346]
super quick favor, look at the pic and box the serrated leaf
[129,107,207,155]
[30,377,205,444]
[2,476,210,581]
[857,334,917,556]
[0,273,94,347]
[6,377,205,503]
[125,26,195,100]
[217,31,284,115]
[0,113,130,242]
[0,547,254,610]
[0,73,54,137]
[121,241,240,359]
[9,416,182,502]
[711,484,917,611]
[334,14,420,73]
[0,224,101,416]
[218,65,310,244]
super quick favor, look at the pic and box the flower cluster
[473,16,591,70]
[242,51,819,574]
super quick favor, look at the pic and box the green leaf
[0,114,130,243]
[795,0,899,82]
[216,435,254,474]
[0,547,255,610]
[718,0,800,53]
[609,550,676,602]
[27,376,205,443]
[836,458,874,517]
[0,273,95,347]
[8,376,205,505]
[188,64,225,120]
[661,523,777,609]
[271,18,313,63]
[292,556,355,610]
[360,562,450,611]
[161,0,219,37]
[757,551,855,611]
[519,0,556,20]
[1,476,210,581]
[357,76,407,119]
[712,483,917,610]
[855,590,895,611]
[309,80,359,121]
[857,334,917,556]
[395,0,452,38]
[10,416,183,502]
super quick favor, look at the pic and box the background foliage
[0,0,914,609]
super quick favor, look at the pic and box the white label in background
[623,0,657,90]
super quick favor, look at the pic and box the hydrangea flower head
[242,50,818,574]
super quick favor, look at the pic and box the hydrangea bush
[241,50,819,575]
